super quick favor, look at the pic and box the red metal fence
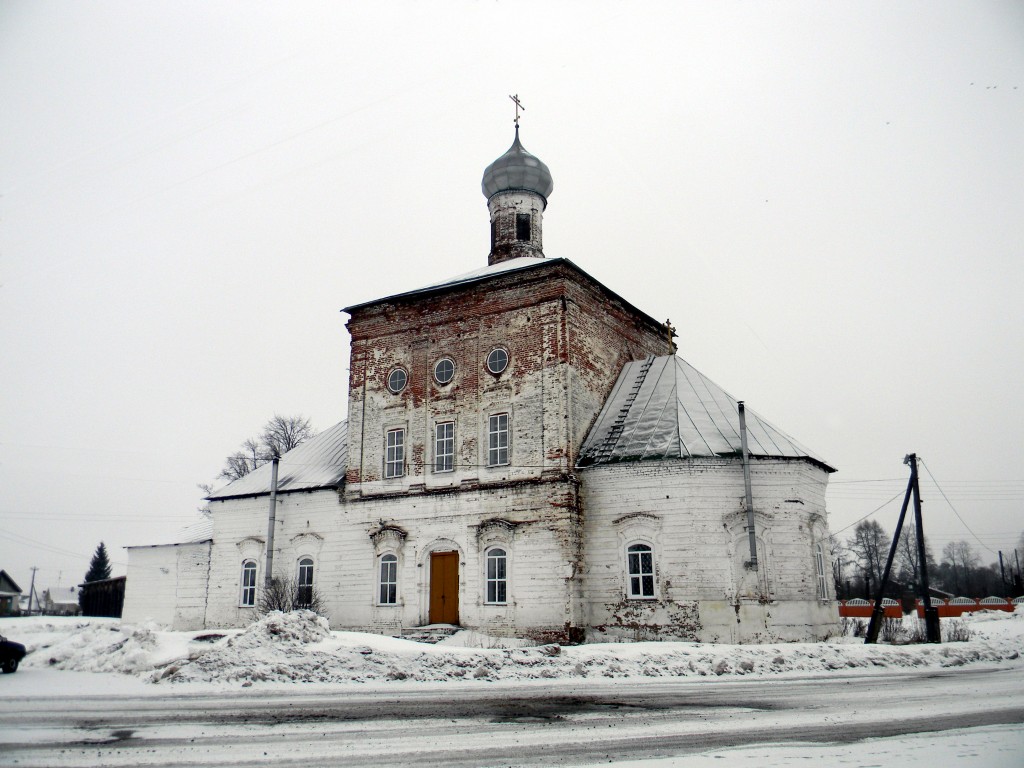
[840,596,1022,619]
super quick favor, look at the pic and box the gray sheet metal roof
[127,519,212,549]
[343,256,553,312]
[172,519,213,543]
[207,420,348,500]
[342,257,667,337]
[578,356,834,471]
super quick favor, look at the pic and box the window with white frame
[433,357,455,385]
[627,543,655,598]
[435,421,455,473]
[385,428,405,478]
[815,545,828,599]
[387,368,407,394]
[240,560,257,607]
[297,557,314,608]
[487,413,509,466]
[486,347,509,375]
[379,554,398,605]
[485,547,507,604]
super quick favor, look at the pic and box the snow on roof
[127,518,213,549]
[207,420,348,501]
[343,256,556,312]
[578,356,834,472]
[40,585,79,602]
[342,257,666,334]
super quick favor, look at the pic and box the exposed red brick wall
[344,260,670,497]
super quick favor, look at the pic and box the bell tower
[481,116,554,266]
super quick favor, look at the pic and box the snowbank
[5,608,1022,687]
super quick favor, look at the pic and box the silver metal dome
[481,127,553,202]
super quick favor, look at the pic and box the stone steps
[398,624,461,644]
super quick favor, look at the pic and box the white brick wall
[123,541,210,630]
[136,454,839,642]
[203,481,582,641]
[579,457,840,642]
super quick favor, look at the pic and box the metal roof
[481,126,554,202]
[127,519,213,548]
[578,356,834,472]
[342,257,668,339]
[343,255,553,312]
[207,420,349,500]
[0,570,22,595]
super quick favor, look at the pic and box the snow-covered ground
[4,608,1022,688]
[1,610,1022,767]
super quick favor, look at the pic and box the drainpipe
[738,402,757,569]
[264,457,279,589]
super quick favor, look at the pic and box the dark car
[1,634,27,673]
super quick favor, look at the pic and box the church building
[124,125,839,643]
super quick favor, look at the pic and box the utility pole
[737,402,757,571]
[1015,550,1022,595]
[908,454,940,642]
[866,453,940,644]
[26,567,38,615]
[998,551,1007,597]
[264,457,280,590]
[865,473,912,644]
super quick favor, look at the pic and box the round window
[387,368,408,394]
[434,357,455,385]
[486,347,509,375]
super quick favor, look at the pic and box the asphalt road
[1,667,1021,767]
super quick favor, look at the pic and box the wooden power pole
[865,454,940,643]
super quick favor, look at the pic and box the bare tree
[216,415,316,482]
[941,540,985,596]
[847,520,889,590]
[942,540,962,593]
[893,521,935,585]
[261,414,315,459]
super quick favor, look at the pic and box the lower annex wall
[204,480,584,641]
[579,457,840,643]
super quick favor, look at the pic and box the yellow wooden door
[429,552,459,625]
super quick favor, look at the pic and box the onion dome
[481,127,554,204]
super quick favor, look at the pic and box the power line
[831,491,906,536]
[919,458,999,556]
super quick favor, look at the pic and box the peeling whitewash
[124,132,839,643]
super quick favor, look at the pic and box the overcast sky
[2,1,1022,595]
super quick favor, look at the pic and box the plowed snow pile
[10,608,1023,686]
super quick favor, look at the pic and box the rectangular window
[487,413,509,467]
[385,428,405,478]
[435,422,455,473]
[516,213,531,241]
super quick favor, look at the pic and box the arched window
[240,560,257,607]
[815,545,828,600]
[297,557,314,609]
[485,547,507,604]
[627,543,655,598]
[379,554,398,605]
